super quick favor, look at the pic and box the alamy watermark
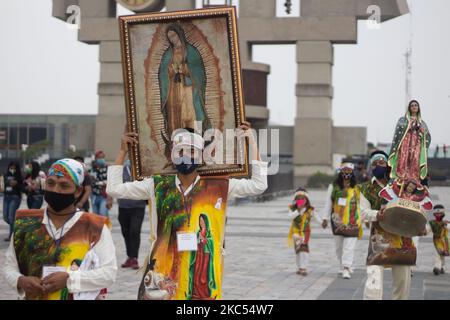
[66,5,81,30]
[367,5,381,30]
[169,122,280,176]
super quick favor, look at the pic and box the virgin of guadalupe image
[379,100,432,238]
[187,214,216,300]
[159,23,212,160]
[388,100,431,185]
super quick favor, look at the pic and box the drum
[379,198,427,238]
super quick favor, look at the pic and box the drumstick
[399,181,405,198]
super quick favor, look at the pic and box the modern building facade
[0,114,95,164]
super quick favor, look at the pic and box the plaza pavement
[1,187,449,300]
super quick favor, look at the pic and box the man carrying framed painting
[106,122,267,300]
[119,7,250,178]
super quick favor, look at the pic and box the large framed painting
[119,6,248,180]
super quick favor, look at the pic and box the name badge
[5,186,12,192]
[338,197,347,207]
[215,198,223,210]
[42,266,67,278]
[177,232,197,252]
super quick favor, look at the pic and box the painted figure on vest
[3,159,117,300]
[187,214,216,299]
[287,187,325,276]
[107,122,267,300]
[145,173,228,300]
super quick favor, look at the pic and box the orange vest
[13,209,108,300]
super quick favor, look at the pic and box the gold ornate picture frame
[119,6,248,180]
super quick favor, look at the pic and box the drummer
[360,151,417,300]
[378,178,433,277]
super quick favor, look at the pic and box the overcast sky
[0,0,448,146]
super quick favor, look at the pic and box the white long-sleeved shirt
[106,161,268,251]
[3,210,118,299]
[321,184,335,222]
[288,207,323,225]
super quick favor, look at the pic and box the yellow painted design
[152,196,226,300]
[332,188,362,239]
[47,242,91,300]
[287,208,312,247]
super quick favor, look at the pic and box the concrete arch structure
[51,0,408,187]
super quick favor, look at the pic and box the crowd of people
[0,101,449,301]
[1,122,269,300]
[1,154,107,239]
[287,100,449,300]
[2,161,46,240]
[287,159,448,299]
[434,144,449,158]
[1,150,149,272]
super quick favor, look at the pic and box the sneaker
[299,269,308,276]
[433,268,440,276]
[130,258,140,270]
[121,258,133,268]
[342,268,351,279]
[339,267,353,275]
[440,268,445,274]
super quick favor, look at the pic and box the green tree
[21,140,51,162]
[307,172,335,189]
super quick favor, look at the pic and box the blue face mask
[174,155,200,175]
[372,166,388,179]
[97,159,106,166]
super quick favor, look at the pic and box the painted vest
[330,184,362,238]
[359,180,416,266]
[429,220,449,257]
[13,209,108,300]
[138,175,229,301]
[287,208,313,253]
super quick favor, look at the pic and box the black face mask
[342,173,353,180]
[174,156,200,175]
[44,190,76,213]
[372,166,388,179]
